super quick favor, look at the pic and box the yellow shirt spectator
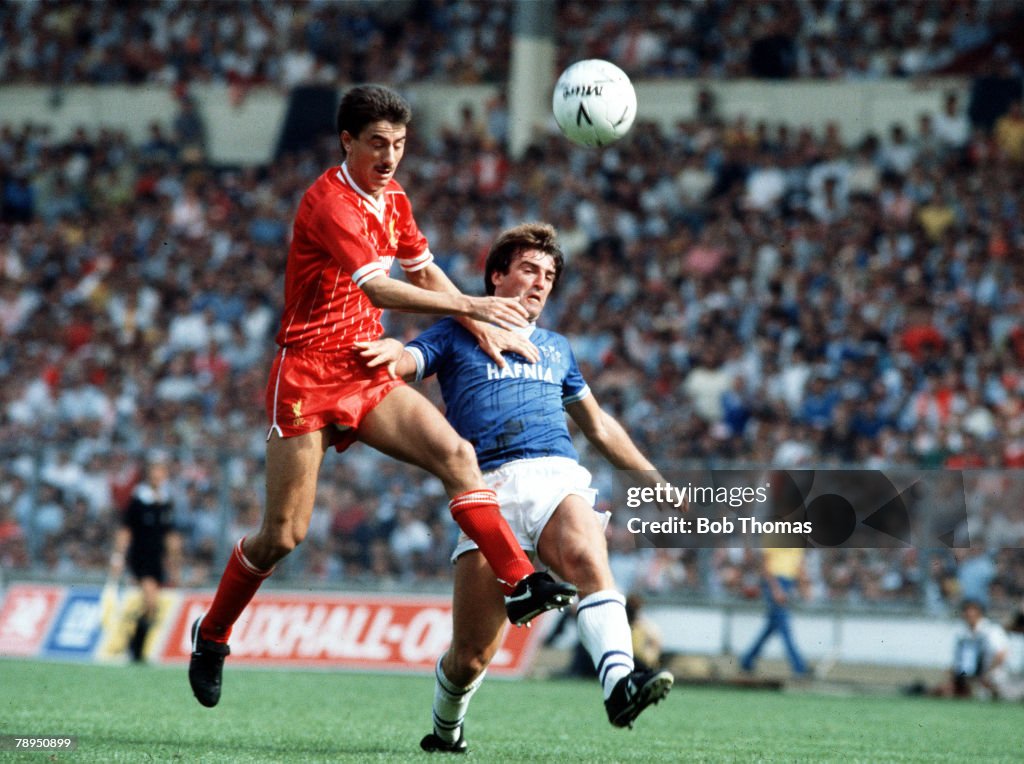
[764,547,805,580]
[995,101,1024,163]
[918,200,956,242]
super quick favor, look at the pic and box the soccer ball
[552,59,637,147]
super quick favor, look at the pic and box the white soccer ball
[552,59,637,147]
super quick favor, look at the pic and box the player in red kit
[188,85,575,708]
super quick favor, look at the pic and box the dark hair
[483,222,565,296]
[961,598,985,613]
[336,85,412,141]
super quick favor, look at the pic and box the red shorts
[265,346,404,452]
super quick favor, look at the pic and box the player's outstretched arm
[405,264,539,365]
[566,393,682,511]
[361,275,529,329]
[566,392,658,472]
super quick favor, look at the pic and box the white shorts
[452,456,607,562]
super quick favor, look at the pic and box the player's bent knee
[271,536,302,561]
[276,526,308,557]
[447,437,478,468]
[558,547,612,593]
[450,641,497,679]
[562,544,602,575]
[434,437,482,484]
[250,525,306,565]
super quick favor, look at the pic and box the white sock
[576,590,635,699]
[431,653,485,743]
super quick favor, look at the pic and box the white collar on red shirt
[338,162,385,220]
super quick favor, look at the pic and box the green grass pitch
[0,659,1020,762]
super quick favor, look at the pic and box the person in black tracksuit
[109,455,181,662]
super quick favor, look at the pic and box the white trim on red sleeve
[398,248,434,273]
[352,262,387,288]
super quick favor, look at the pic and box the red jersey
[275,163,432,351]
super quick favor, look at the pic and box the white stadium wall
[647,604,1024,671]
[0,78,965,165]
[634,78,968,141]
[0,84,288,165]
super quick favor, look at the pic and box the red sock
[449,489,534,594]
[200,538,273,643]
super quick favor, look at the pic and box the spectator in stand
[933,91,971,155]
[994,100,1024,164]
[956,548,998,608]
[172,95,207,166]
[0,2,1016,87]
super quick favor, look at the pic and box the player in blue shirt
[358,222,676,751]
[404,315,590,473]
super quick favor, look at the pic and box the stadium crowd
[2,4,1024,620]
[3,79,1023,616]
[0,0,1019,87]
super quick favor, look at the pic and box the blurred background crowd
[1,0,1023,620]
[2,0,1022,85]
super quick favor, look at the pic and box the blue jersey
[406,319,590,471]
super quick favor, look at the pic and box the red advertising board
[0,584,65,656]
[162,591,545,676]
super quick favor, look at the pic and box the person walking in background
[108,453,182,662]
[740,547,809,678]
